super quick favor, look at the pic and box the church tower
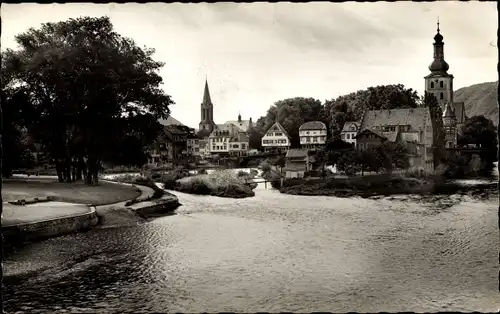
[199,78,215,133]
[442,102,457,148]
[424,19,454,111]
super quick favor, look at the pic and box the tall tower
[442,102,457,148]
[199,78,215,133]
[424,19,454,111]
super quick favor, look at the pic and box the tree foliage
[2,16,174,184]
[252,97,324,148]
[424,92,445,169]
[458,115,497,150]
[322,84,420,139]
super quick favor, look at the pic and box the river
[2,179,499,313]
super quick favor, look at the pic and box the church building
[424,20,467,148]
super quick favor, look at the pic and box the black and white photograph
[1,2,499,313]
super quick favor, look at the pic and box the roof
[360,108,429,132]
[158,116,184,127]
[286,148,308,159]
[225,119,251,132]
[230,132,249,143]
[354,129,386,140]
[341,121,360,133]
[264,121,290,139]
[202,79,212,106]
[299,121,327,131]
[209,123,238,137]
[164,124,190,135]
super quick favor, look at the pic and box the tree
[458,115,497,150]
[458,115,498,175]
[252,97,323,148]
[2,16,174,184]
[424,92,446,169]
[248,127,263,150]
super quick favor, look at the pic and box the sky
[2,2,498,129]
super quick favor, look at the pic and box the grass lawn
[2,178,141,206]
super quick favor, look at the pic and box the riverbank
[2,176,181,248]
[274,173,497,198]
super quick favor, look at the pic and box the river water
[2,179,499,313]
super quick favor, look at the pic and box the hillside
[454,81,498,125]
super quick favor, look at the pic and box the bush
[190,178,212,195]
[198,168,207,175]
[237,170,248,177]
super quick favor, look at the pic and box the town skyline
[2,2,497,129]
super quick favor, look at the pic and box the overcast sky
[2,2,497,128]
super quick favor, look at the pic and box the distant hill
[454,81,498,125]
[158,116,184,126]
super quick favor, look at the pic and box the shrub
[198,168,207,175]
[190,178,212,195]
[250,169,259,176]
[237,170,248,177]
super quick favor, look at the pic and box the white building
[261,121,291,153]
[208,123,249,156]
[229,132,250,157]
[341,121,360,146]
[299,121,327,149]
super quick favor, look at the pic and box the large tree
[2,16,174,184]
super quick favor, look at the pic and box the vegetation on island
[165,169,256,198]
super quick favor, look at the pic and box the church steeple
[199,77,215,134]
[202,78,212,106]
[429,18,449,73]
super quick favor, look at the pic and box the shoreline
[2,178,181,250]
[274,174,497,199]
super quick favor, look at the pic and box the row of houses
[283,104,461,178]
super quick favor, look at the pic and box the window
[313,137,318,143]
[440,81,444,88]
[242,144,246,149]
[306,137,311,142]
[275,132,282,136]
[440,92,444,100]
[430,82,434,88]
[233,144,239,149]
[346,134,350,139]
[341,134,345,139]
[306,131,310,135]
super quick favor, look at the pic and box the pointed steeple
[202,78,212,106]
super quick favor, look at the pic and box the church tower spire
[199,77,215,134]
[424,20,454,110]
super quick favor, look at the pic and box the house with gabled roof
[284,148,312,178]
[341,121,360,146]
[299,121,327,149]
[355,107,434,170]
[261,121,291,153]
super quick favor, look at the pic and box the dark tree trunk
[55,159,64,182]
